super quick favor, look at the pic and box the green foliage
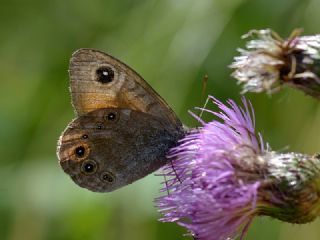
[1,0,320,239]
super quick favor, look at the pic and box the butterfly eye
[96,67,114,83]
[81,160,97,175]
[82,134,88,139]
[75,146,85,158]
[101,172,115,183]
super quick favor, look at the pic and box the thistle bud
[230,29,320,98]
[261,152,320,224]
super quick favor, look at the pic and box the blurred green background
[1,0,320,239]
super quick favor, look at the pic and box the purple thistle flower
[156,96,320,240]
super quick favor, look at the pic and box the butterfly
[57,49,184,192]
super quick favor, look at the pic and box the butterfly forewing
[69,48,181,128]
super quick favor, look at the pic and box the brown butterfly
[57,49,184,192]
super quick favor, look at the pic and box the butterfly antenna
[199,74,209,119]
[199,95,210,120]
[201,74,208,100]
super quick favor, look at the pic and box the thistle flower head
[230,29,320,98]
[156,96,320,240]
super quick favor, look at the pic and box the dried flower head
[230,29,320,98]
[156,96,320,240]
